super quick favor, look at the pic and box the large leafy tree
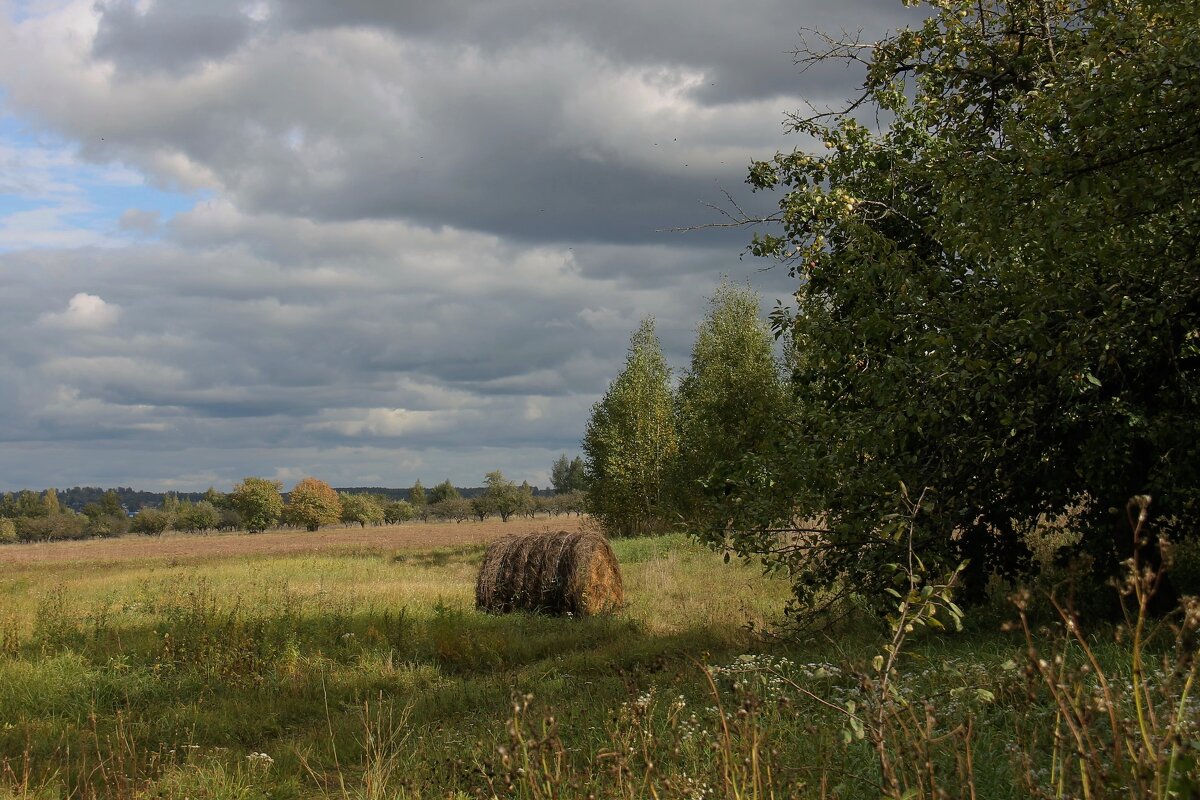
[730,0,1200,610]
[583,319,679,536]
[674,282,789,534]
[230,477,284,534]
[284,478,343,532]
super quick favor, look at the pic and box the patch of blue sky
[0,102,208,250]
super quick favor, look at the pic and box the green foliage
[0,518,15,544]
[174,500,221,534]
[16,490,47,519]
[550,455,588,494]
[229,478,284,534]
[428,480,461,504]
[339,492,384,527]
[383,499,415,524]
[731,0,1200,609]
[582,319,679,537]
[674,282,788,535]
[14,513,88,542]
[283,477,342,532]
[203,486,229,510]
[408,481,427,507]
[42,489,60,516]
[430,497,472,523]
[84,512,129,539]
[479,470,531,522]
[130,508,171,537]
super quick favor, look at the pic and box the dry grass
[0,517,587,567]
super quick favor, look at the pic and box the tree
[43,488,60,516]
[203,487,229,510]
[100,490,124,516]
[551,456,588,494]
[383,500,414,524]
[174,500,220,533]
[340,492,384,527]
[673,282,788,534]
[131,508,171,536]
[566,457,587,492]
[431,497,472,523]
[428,480,460,504]
[728,0,1200,611]
[582,319,679,536]
[480,470,529,523]
[283,478,343,531]
[470,495,491,521]
[230,477,284,533]
[16,490,47,519]
[0,518,15,544]
[551,455,572,494]
[408,481,426,507]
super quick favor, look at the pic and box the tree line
[0,472,586,544]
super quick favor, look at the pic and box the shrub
[130,508,171,536]
[15,513,88,542]
[85,512,130,538]
[0,518,15,544]
[383,500,414,524]
[175,500,220,533]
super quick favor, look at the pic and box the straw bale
[475,530,623,616]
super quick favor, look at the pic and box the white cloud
[38,292,121,329]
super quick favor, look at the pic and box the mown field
[0,520,1194,799]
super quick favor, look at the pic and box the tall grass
[0,524,1196,798]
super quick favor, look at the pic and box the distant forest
[14,484,552,514]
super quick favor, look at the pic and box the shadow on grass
[0,595,745,798]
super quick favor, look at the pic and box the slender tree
[582,319,678,537]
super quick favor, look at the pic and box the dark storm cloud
[92,0,259,75]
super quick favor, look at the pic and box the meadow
[0,520,1196,799]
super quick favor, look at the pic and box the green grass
[0,533,1195,799]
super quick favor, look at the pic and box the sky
[0,0,914,492]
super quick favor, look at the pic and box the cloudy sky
[0,0,913,492]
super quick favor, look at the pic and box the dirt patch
[0,517,590,567]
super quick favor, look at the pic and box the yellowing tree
[284,477,343,532]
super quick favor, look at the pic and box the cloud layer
[0,0,913,490]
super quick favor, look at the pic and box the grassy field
[0,520,1195,799]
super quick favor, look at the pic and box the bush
[85,512,130,538]
[130,508,171,537]
[175,501,220,533]
[431,498,472,523]
[383,500,414,524]
[340,492,384,527]
[218,508,243,531]
[0,518,15,544]
[15,513,88,542]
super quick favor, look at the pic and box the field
[1,520,1195,799]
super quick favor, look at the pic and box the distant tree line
[0,470,585,545]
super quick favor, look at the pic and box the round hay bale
[475,530,623,616]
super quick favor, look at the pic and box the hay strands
[475,530,623,617]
